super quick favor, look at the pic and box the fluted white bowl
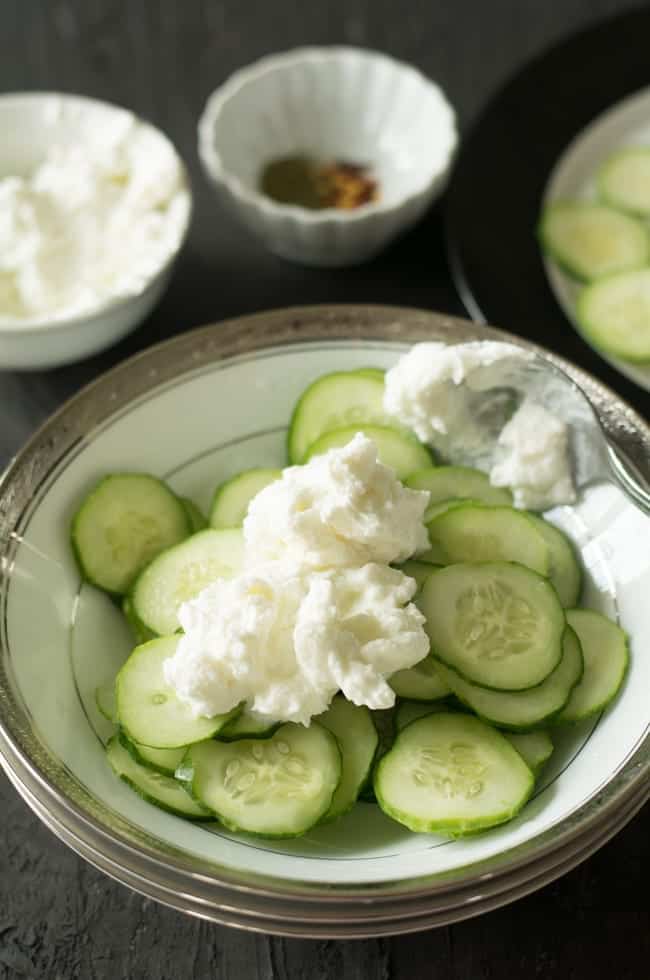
[198,47,457,266]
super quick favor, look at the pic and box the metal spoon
[441,347,650,516]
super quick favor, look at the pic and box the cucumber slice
[390,655,451,701]
[420,562,565,691]
[95,680,117,723]
[288,370,388,464]
[106,736,210,819]
[130,528,244,635]
[375,712,534,834]
[122,735,187,776]
[577,267,650,363]
[406,466,512,521]
[598,147,650,218]
[180,497,207,532]
[71,474,191,595]
[539,202,648,281]
[356,368,385,381]
[304,424,433,480]
[417,541,448,565]
[122,595,157,643]
[427,504,550,576]
[187,723,341,837]
[209,468,281,528]
[316,696,379,822]
[433,628,583,731]
[395,700,449,731]
[116,636,239,748]
[218,709,281,741]
[555,609,629,723]
[396,558,438,591]
[504,731,553,774]
[527,515,582,608]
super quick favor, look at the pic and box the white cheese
[384,341,576,509]
[490,400,576,510]
[163,561,429,725]
[0,112,190,323]
[243,432,430,568]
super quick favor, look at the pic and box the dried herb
[260,155,379,210]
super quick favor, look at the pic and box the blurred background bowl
[198,47,457,267]
[0,92,192,371]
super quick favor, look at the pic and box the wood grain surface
[1,2,648,977]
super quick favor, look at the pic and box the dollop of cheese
[243,432,430,568]
[384,341,575,510]
[490,400,576,510]
[163,562,429,725]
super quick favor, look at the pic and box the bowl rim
[197,46,458,225]
[0,90,193,336]
[0,304,648,926]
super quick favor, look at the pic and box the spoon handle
[607,444,650,517]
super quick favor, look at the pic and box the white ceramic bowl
[0,307,648,937]
[198,48,457,266]
[0,93,192,371]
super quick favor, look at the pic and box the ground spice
[260,155,379,210]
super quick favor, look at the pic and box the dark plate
[444,6,650,418]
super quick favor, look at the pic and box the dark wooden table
[1,2,648,977]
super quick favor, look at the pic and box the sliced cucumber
[406,466,512,522]
[397,558,438,591]
[527,515,582,608]
[420,562,565,691]
[390,655,451,701]
[187,723,341,837]
[577,267,650,363]
[71,473,190,595]
[180,497,207,532]
[130,528,244,635]
[218,709,281,741]
[304,424,433,480]
[209,468,281,529]
[316,696,378,822]
[504,731,553,774]
[356,367,385,381]
[116,636,239,748]
[417,541,449,565]
[555,609,629,723]
[539,202,648,282]
[375,712,534,834]
[433,627,583,731]
[395,700,449,732]
[288,370,388,464]
[106,736,210,819]
[122,735,187,776]
[598,147,650,218]
[95,680,117,723]
[122,595,157,644]
[427,504,550,576]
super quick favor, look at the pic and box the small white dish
[0,93,192,371]
[541,86,650,393]
[198,47,457,266]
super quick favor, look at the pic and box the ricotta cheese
[490,400,577,510]
[384,341,575,509]
[163,561,429,725]
[0,111,190,323]
[243,432,430,568]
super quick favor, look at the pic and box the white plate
[0,307,648,934]
[541,86,650,392]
